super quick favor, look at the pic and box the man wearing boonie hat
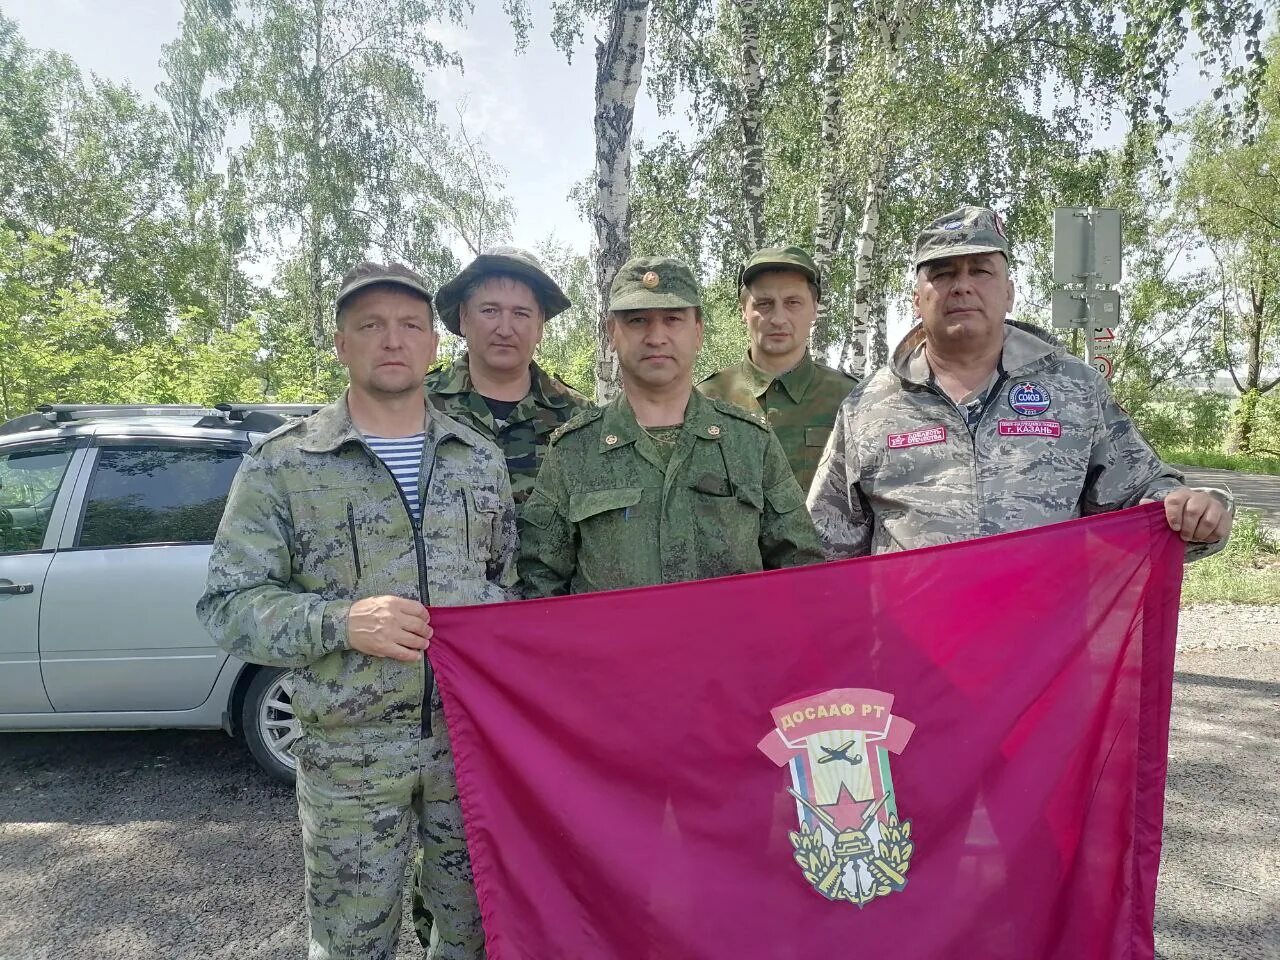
[806,204,1233,558]
[199,261,516,960]
[425,246,592,510]
[699,244,857,492]
[516,255,824,597]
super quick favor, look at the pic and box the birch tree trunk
[592,0,650,402]
[812,0,847,348]
[849,153,886,376]
[849,0,908,376]
[736,0,766,251]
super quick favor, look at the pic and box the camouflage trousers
[295,729,485,960]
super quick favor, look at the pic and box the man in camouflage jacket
[198,263,515,960]
[807,205,1233,558]
[427,246,592,509]
[699,245,857,493]
[413,246,590,945]
[518,255,824,597]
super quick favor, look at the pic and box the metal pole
[1081,207,1097,363]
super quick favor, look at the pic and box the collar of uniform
[427,352,474,395]
[891,321,1059,386]
[300,392,469,453]
[528,361,574,409]
[597,389,723,452]
[681,388,727,440]
[432,352,569,410]
[772,350,817,403]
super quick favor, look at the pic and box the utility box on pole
[1050,207,1122,379]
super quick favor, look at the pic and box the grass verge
[1165,449,1280,476]
[1182,509,1280,605]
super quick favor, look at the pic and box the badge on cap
[1008,381,1051,417]
[641,271,660,289]
[941,220,964,231]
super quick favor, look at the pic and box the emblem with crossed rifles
[787,788,908,903]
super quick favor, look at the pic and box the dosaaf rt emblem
[758,688,916,908]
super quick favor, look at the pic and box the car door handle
[0,581,34,595]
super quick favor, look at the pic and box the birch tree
[812,0,848,352]
[736,0,766,250]
[554,0,652,400]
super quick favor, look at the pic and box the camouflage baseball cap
[608,256,702,312]
[913,205,1010,268]
[435,245,571,335]
[739,245,821,297]
[335,262,433,316]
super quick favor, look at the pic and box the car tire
[241,667,300,784]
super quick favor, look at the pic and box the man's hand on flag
[1148,488,1233,543]
[346,595,433,661]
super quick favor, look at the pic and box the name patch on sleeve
[886,425,948,449]
[998,419,1061,438]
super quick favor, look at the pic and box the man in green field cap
[426,245,592,509]
[807,204,1234,559]
[517,255,825,597]
[699,245,857,492]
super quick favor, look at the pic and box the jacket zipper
[366,446,436,737]
[345,502,363,580]
[919,371,1008,538]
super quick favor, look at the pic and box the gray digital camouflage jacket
[807,322,1229,560]
[197,393,516,743]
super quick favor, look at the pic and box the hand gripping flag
[429,504,1183,959]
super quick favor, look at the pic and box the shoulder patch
[550,406,604,444]
[249,416,307,454]
[707,395,768,429]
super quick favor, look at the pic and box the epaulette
[249,416,308,454]
[549,406,604,444]
[818,361,860,384]
[696,368,725,385]
[706,395,768,430]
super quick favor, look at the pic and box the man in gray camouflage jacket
[807,205,1232,558]
[198,262,515,960]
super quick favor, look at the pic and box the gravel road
[1,607,1276,960]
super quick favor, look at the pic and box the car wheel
[242,667,300,784]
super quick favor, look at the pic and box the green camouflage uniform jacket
[196,393,517,744]
[517,389,825,597]
[426,352,592,508]
[806,322,1230,560]
[698,350,857,493]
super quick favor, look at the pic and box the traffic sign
[1053,207,1121,285]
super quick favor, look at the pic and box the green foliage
[1182,509,1280,605]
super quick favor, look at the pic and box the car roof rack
[38,403,217,421]
[1,402,323,438]
[215,403,324,420]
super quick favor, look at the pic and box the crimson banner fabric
[430,504,1183,960]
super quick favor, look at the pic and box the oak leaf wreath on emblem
[788,814,914,905]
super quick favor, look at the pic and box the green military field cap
[738,245,821,296]
[914,205,1010,268]
[608,256,701,312]
[435,245,571,335]
[335,262,433,314]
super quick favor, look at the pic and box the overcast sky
[4,0,1212,344]
[1,0,696,254]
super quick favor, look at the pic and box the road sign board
[1051,289,1120,329]
[1053,207,1121,285]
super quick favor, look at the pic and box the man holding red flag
[517,255,825,595]
[807,204,1232,557]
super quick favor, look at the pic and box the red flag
[430,504,1182,959]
